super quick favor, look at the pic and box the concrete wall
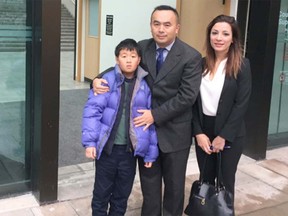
[178,0,232,56]
[99,0,176,71]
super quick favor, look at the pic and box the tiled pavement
[1,145,288,216]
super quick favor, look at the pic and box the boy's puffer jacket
[82,64,158,162]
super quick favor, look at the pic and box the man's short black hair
[151,5,179,23]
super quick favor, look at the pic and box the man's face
[150,10,180,48]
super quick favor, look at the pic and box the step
[0,3,75,51]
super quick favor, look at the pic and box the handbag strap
[199,152,225,190]
[216,152,225,190]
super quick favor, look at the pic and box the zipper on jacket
[97,80,121,158]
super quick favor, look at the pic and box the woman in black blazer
[192,14,252,208]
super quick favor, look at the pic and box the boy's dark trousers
[92,145,136,216]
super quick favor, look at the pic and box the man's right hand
[92,78,109,95]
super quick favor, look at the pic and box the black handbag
[184,153,234,216]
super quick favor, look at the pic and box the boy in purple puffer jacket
[81,38,158,216]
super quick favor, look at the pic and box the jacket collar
[145,38,182,83]
[114,64,148,83]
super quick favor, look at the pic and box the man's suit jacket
[192,58,252,144]
[138,38,202,153]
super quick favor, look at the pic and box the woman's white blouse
[200,58,227,116]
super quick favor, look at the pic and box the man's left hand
[133,109,154,131]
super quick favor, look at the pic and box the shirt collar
[156,40,175,51]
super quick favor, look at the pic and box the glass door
[268,0,288,145]
[0,0,32,196]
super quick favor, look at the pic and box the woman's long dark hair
[204,15,243,78]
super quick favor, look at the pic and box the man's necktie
[156,48,165,74]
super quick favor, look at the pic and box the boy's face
[116,49,141,78]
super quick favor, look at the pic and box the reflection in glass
[0,0,31,194]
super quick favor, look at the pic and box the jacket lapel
[220,75,232,98]
[154,39,181,84]
[145,43,157,80]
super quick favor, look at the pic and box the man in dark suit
[132,5,202,216]
[92,5,202,216]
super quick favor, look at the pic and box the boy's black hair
[114,38,141,57]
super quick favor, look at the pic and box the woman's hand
[92,78,109,95]
[211,136,225,153]
[195,134,212,155]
